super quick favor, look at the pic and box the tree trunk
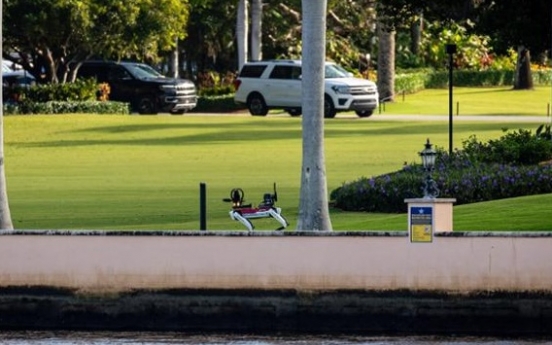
[236,0,249,70]
[168,38,179,78]
[513,46,534,90]
[41,45,59,84]
[250,0,263,61]
[0,1,15,230]
[377,20,395,102]
[297,0,333,231]
[410,13,423,56]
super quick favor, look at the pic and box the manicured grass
[5,112,551,231]
[383,86,552,116]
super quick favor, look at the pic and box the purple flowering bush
[330,126,552,213]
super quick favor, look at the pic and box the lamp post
[419,138,439,199]
[446,44,457,156]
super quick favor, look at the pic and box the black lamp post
[446,44,457,156]
[419,138,439,199]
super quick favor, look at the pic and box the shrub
[4,101,130,115]
[395,72,428,94]
[196,71,236,96]
[192,95,246,113]
[331,126,552,213]
[24,79,98,102]
[462,129,552,165]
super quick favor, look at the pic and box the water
[0,332,550,345]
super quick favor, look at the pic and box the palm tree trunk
[513,46,534,90]
[168,38,179,78]
[236,0,249,70]
[0,1,14,230]
[250,0,263,61]
[377,19,396,102]
[410,12,423,56]
[297,0,332,231]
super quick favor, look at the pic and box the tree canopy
[2,0,189,83]
[379,0,551,56]
[2,0,551,81]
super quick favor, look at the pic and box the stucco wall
[1,230,551,293]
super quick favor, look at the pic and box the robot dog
[223,183,288,231]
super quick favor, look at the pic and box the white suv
[234,60,379,118]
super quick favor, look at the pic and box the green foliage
[3,79,129,115]
[452,70,515,87]
[394,69,524,93]
[4,101,130,115]
[462,130,552,166]
[23,79,99,102]
[488,48,517,70]
[331,126,552,213]
[396,20,494,71]
[425,70,516,88]
[193,95,246,113]
[196,71,236,96]
[3,0,190,83]
[395,72,429,94]
[532,70,552,86]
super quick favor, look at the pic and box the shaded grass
[4,112,552,231]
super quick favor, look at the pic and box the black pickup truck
[77,60,197,114]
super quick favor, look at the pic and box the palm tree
[296,0,333,231]
[250,0,263,61]
[376,17,396,102]
[0,1,14,230]
[236,0,249,70]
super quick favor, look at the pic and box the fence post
[200,182,206,231]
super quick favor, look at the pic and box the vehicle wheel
[138,96,158,114]
[287,108,302,117]
[247,93,269,116]
[324,96,336,118]
[355,110,374,118]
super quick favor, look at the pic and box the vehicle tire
[324,96,337,118]
[247,93,269,116]
[138,96,158,114]
[287,108,302,117]
[355,110,374,118]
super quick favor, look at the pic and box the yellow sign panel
[410,206,433,243]
[411,224,432,243]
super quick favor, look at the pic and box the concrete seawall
[0,230,551,335]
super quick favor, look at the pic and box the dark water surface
[0,332,551,345]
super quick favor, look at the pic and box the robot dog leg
[229,210,255,231]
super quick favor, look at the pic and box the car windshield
[324,63,351,78]
[126,64,165,79]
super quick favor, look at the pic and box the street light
[446,43,457,156]
[419,138,439,199]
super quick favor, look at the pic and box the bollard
[200,182,206,231]
[456,101,459,116]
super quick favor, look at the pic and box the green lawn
[5,111,551,231]
[383,86,552,116]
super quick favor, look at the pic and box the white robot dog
[223,183,288,231]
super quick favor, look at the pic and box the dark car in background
[77,60,197,114]
[2,70,36,104]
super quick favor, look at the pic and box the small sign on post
[409,206,433,243]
